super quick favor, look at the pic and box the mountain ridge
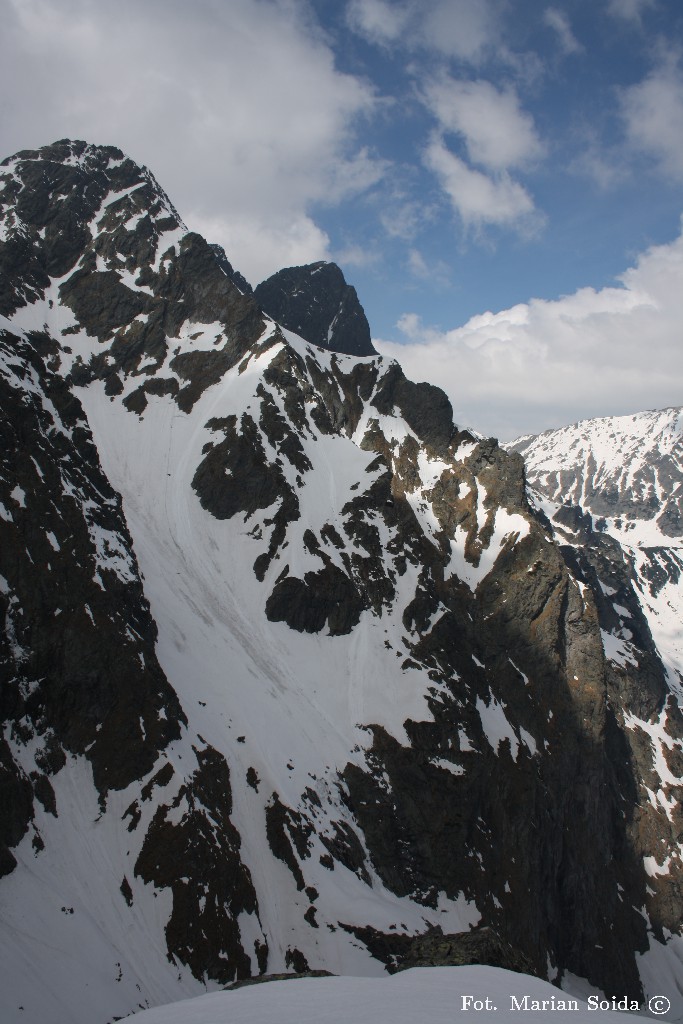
[509,406,683,547]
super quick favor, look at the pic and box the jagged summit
[0,140,184,316]
[254,260,377,357]
[2,141,683,1023]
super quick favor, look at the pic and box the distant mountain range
[510,408,683,547]
[1,140,682,1024]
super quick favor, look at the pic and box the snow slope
[128,966,661,1024]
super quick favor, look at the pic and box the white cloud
[189,211,332,287]
[423,135,537,230]
[422,75,545,171]
[621,61,683,181]
[607,0,657,23]
[378,198,432,240]
[407,248,430,278]
[346,0,500,62]
[569,143,626,190]
[406,248,450,287]
[346,0,411,45]
[420,0,498,61]
[543,8,582,55]
[1,0,383,283]
[375,223,683,440]
[333,243,382,270]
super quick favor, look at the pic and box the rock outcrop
[255,261,377,357]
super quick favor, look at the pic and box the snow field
[126,965,658,1024]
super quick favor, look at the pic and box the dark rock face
[338,522,652,999]
[345,923,536,976]
[1,140,133,315]
[0,324,183,819]
[397,926,537,976]
[0,736,33,877]
[370,362,457,455]
[135,745,264,984]
[0,142,271,1002]
[254,261,377,357]
[338,923,537,978]
[178,295,680,996]
[209,243,253,295]
[508,418,683,985]
[265,567,366,635]
[0,317,267,992]
[264,794,310,891]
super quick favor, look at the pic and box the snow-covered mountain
[1,141,683,1024]
[511,409,683,548]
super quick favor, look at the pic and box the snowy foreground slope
[2,141,683,1024]
[127,967,655,1024]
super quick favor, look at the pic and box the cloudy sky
[2,0,682,438]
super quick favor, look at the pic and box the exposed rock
[397,926,537,976]
[209,243,253,295]
[255,261,377,357]
[0,324,184,806]
[264,794,311,891]
[371,361,457,456]
[135,745,265,984]
[265,566,365,635]
[226,969,334,990]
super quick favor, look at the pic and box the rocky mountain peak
[0,140,185,317]
[254,260,377,358]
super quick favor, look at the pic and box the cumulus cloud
[607,0,657,23]
[423,135,538,230]
[569,141,626,190]
[543,8,582,55]
[405,247,450,286]
[620,60,683,181]
[1,0,383,284]
[190,211,332,286]
[407,248,430,278]
[346,0,411,45]
[378,198,433,241]
[346,0,500,62]
[420,0,499,61]
[375,223,683,439]
[422,75,545,171]
[419,75,544,237]
[333,243,382,269]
